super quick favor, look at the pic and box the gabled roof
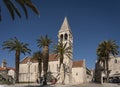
[20,54,58,64]
[20,57,31,64]
[72,60,84,68]
[20,57,37,64]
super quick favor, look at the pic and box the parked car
[111,77,120,83]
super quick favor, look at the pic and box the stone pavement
[0,83,120,87]
[55,83,120,87]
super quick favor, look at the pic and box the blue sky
[0,0,120,69]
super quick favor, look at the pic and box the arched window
[60,34,63,41]
[64,33,68,40]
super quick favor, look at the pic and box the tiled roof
[0,67,6,70]
[0,67,15,71]
[20,57,38,64]
[7,67,15,71]
[72,60,84,68]
[20,54,58,64]
[49,54,58,61]
[20,57,31,64]
[20,55,84,68]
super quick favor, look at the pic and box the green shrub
[0,80,13,85]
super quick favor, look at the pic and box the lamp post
[27,59,32,86]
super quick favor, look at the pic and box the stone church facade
[19,17,88,84]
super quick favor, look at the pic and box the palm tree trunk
[15,51,20,83]
[42,46,49,85]
[38,59,42,83]
[106,58,109,83]
[59,56,63,71]
[103,60,106,71]
[61,63,65,84]
[105,54,110,83]
[59,55,65,84]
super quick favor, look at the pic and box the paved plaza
[0,83,120,87]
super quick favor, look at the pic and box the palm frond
[25,0,40,16]
[16,0,28,19]
[32,51,43,61]
[2,37,31,55]
[8,0,21,18]
[53,41,72,64]
[16,0,39,19]
[96,40,119,62]
[37,35,52,48]
[3,0,21,20]
[3,0,15,20]
[1,0,39,21]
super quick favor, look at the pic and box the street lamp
[27,59,32,86]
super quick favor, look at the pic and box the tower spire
[59,17,72,33]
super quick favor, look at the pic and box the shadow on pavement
[117,83,120,85]
[24,84,53,87]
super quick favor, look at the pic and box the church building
[19,17,88,84]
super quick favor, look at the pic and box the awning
[109,73,120,77]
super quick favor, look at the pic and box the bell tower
[58,17,73,59]
[58,17,73,83]
[1,59,7,68]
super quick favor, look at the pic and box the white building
[109,56,120,77]
[0,59,15,81]
[19,17,89,84]
[97,56,120,83]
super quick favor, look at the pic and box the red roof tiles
[49,54,58,61]
[20,54,58,64]
[0,67,15,71]
[72,60,84,68]
[20,57,38,64]
[0,67,6,70]
[20,55,84,68]
[20,57,31,64]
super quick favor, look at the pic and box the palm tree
[37,35,52,85]
[96,40,119,82]
[97,56,106,71]
[32,51,43,83]
[0,0,39,21]
[2,37,31,83]
[53,41,72,84]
